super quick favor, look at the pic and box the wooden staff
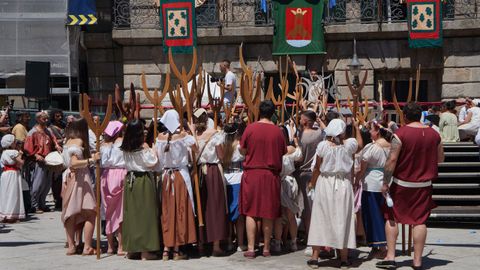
[391,79,405,126]
[115,83,137,121]
[415,64,421,102]
[168,47,204,226]
[239,44,261,123]
[80,93,113,260]
[141,72,170,138]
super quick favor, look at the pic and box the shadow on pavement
[0,241,53,247]
[397,256,453,270]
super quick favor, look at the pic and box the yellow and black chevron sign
[67,14,97,25]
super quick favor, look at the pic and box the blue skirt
[226,184,240,222]
[361,191,387,247]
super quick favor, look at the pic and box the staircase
[430,142,480,220]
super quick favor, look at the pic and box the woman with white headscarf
[155,110,198,261]
[0,134,25,223]
[306,119,362,269]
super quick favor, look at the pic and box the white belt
[393,177,431,188]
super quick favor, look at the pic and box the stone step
[433,183,480,189]
[444,152,479,157]
[438,172,480,178]
[433,195,480,201]
[430,206,480,219]
[439,162,480,167]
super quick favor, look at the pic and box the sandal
[262,250,271,257]
[173,251,187,261]
[307,259,319,269]
[82,247,96,256]
[340,261,351,269]
[376,260,397,269]
[162,251,170,261]
[243,250,256,259]
[66,247,77,256]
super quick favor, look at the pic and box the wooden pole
[168,48,204,226]
[415,64,421,102]
[80,93,113,260]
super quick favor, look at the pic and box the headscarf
[1,134,15,148]
[104,121,124,137]
[160,110,180,134]
[324,118,346,137]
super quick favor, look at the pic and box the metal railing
[112,0,477,29]
[112,0,274,29]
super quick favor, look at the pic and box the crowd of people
[0,93,479,270]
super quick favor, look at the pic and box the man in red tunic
[240,100,287,258]
[377,102,444,270]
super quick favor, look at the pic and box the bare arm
[354,121,363,152]
[382,134,402,191]
[355,160,368,188]
[15,154,24,168]
[437,142,444,163]
[459,111,472,125]
[308,155,323,190]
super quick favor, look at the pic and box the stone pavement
[0,210,478,270]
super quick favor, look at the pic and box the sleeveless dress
[100,141,127,235]
[0,150,25,220]
[61,145,96,224]
[155,135,197,248]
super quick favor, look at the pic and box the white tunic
[0,150,25,220]
[155,135,196,213]
[197,132,224,164]
[123,148,158,172]
[360,142,390,192]
[100,141,126,169]
[459,107,480,138]
[280,147,304,215]
[308,139,358,249]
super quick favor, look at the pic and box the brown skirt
[199,164,228,243]
[162,170,197,248]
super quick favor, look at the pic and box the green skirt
[122,172,160,252]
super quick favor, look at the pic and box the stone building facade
[84,0,480,108]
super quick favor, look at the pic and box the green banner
[272,0,326,55]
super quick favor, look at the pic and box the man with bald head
[24,111,62,213]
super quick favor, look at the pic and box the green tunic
[122,172,160,252]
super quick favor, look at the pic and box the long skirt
[199,164,228,243]
[240,168,281,219]
[101,168,127,235]
[361,191,387,247]
[0,170,25,220]
[384,182,436,225]
[122,172,160,252]
[307,174,356,249]
[161,170,197,248]
[61,168,96,224]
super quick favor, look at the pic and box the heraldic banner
[272,0,325,55]
[67,0,97,25]
[407,0,442,48]
[160,0,197,54]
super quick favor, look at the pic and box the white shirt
[155,135,195,170]
[223,71,237,104]
[100,141,125,169]
[123,148,158,172]
[459,106,467,123]
[360,143,390,192]
[197,132,224,164]
[315,138,358,174]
